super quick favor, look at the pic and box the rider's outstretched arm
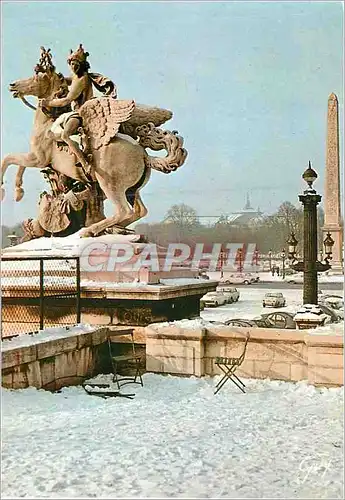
[43,77,87,108]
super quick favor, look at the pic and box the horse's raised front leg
[1,152,39,201]
[14,166,26,202]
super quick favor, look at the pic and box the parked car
[262,292,286,308]
[243,273,256,284]
[225,319,257,327]
[320,294,343,300]
[331,305,344,321]
[318,304,341,323]
[220,274,252,285]
[216,286,240,303]
[200,291,227,307]
[284,272,333,284]
[253,311,296,329]
[319,295,344,319]
[283,273,303,284]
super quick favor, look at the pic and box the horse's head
[9,47,63,100]
[9,72,52,99]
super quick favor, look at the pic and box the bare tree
[276,201,303,234]
[164,204,200,228]
[135,200,325,254]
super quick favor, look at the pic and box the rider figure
[40,44,116,177]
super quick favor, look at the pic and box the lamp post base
[294,304,328,330]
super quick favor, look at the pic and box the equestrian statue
[1,46,187,239]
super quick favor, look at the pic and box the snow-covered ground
[207,271,344,283]
[1,374,343,499]
[261,272,344,284]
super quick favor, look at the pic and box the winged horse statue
[1,47,187,237]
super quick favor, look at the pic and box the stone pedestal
[293,304,328,330]
[1,233,218,336]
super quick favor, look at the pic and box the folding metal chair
[214,333,250,394]
[108,331,143,391]
[82,382,135,399]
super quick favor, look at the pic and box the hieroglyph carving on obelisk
[322,93,343,271]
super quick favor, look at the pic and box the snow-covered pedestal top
[1,230,144,257]
[294,304,329,330]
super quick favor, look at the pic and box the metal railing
[1,257,81,339]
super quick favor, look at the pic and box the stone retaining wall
[146,325,344,387]
[1,327,141,390]
[2,324,343,390]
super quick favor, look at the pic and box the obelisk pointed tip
[329,92,338,101]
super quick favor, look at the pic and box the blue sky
[1,0,344,226]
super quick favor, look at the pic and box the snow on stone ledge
[150,316,344,335]
[306,322,344,336]
[150,317,222,330]
[1,324,98,351]
[1,230,144,256]
[160,278,214,286]
[79,277,213,289]
[1,277,213,289]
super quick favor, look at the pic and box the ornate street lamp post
[288,162,334,304]
[287,232,298,260]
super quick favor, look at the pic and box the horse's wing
[120,104,173,139]
[128,104,173,127]
[79,98,135,149]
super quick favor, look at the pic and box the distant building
[226,194,264,227]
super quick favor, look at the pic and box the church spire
[244,192,253,211]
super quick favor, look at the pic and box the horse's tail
[137,123,187,174]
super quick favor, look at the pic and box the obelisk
[322,93,343,272]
